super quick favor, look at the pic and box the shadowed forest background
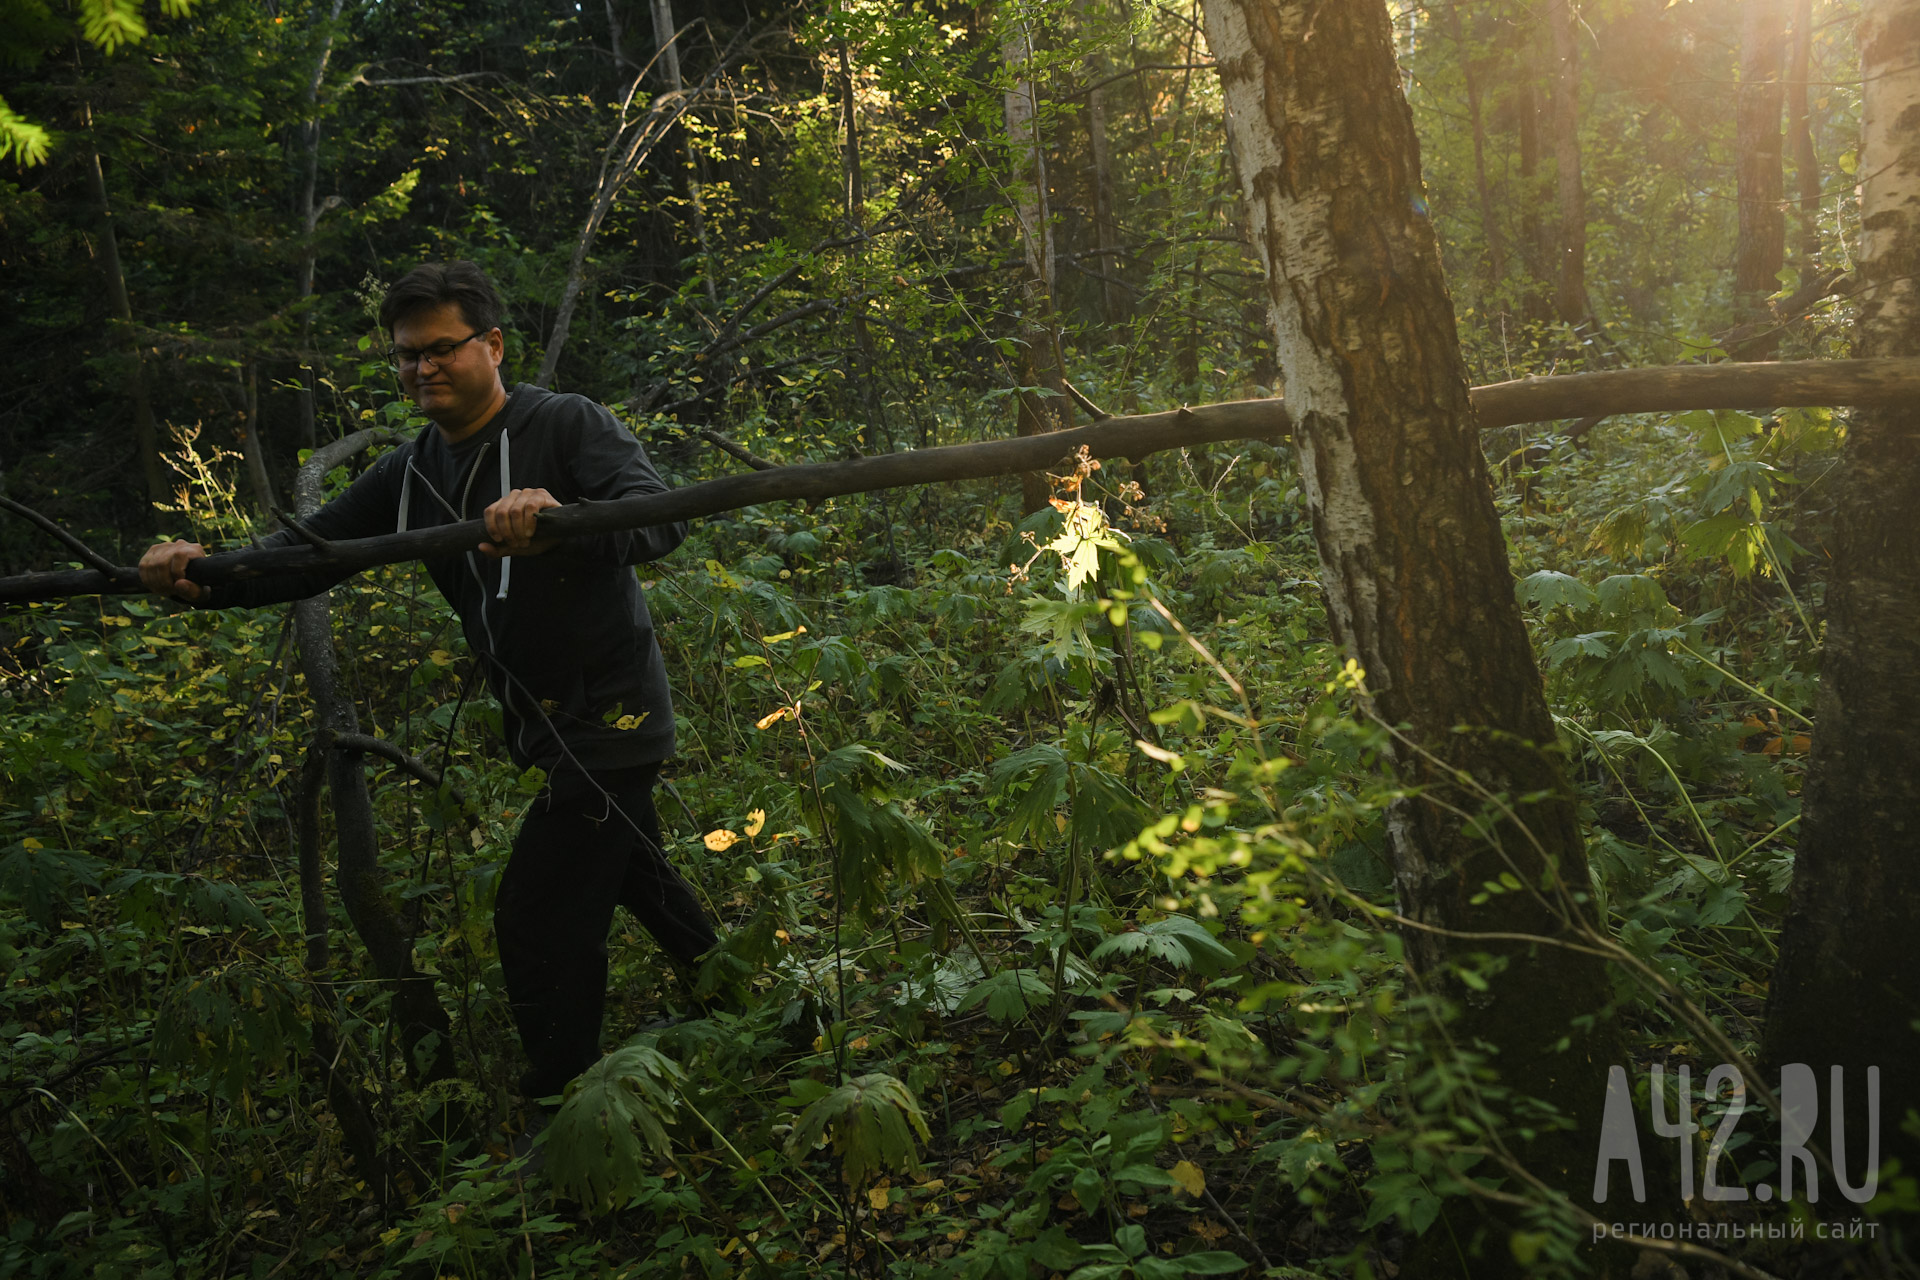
[1,1,1911,1278]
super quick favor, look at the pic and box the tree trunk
[1003,8,1070,516]
[1735,0,1790,357]
[1442,4,1507,290]
[1787,0,1822,266]
[238,363,278,516]
[1080,0,1127,325]
[837,37,903,570]
[296,0,347,452]
[1546,0,1589,326]
[650,0,715,306]
[1199,1,1622,1271]
[1764,0,1920,1201]
[81,105,167,511]
[536,47,707,389]
[1516,65,1550,323]
[291,435,455,1087]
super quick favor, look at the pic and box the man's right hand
[139,540,210,602]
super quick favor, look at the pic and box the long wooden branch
[5,359,1917,605]
[1467,355,1914,427]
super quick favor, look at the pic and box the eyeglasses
[388,329,487,371]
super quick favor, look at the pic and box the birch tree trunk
[1734,0,1790,357]
[1764,0,1920,1193]
[1199,1,1622,1271]
[1002,8,1069,515]
[1546,0,1590,326]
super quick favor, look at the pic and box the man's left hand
[481,487,561,558]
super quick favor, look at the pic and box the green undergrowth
[0,398,1841,1279]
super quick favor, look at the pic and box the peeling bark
[1765,0,1920,1192]
[1198,1,1622,1269]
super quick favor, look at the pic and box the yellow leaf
[744,808,766,837]
[704,829,740,852]
[429,649,454,666]
[867,1186,890,1211]
[22,837,42,849]
[755,706,793,730]
[1170,1160,1206,1197]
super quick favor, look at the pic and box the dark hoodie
[212,384,687,773]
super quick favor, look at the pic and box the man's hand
[481,488,560,558]
[138,540,210,602]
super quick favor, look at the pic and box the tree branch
[0,496,121,576]
[696,428,777,471]
[351,71,503,87]
[8,359,1920,604]
[1467,356,1917,426]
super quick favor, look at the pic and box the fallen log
[4,358,1917,605]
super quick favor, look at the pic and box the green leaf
[1594,574,1669,618]
[0,94,51,166]
[1543,631,1614,667]
[77,0,148,53]
[956,968,1052,1023]
[785,1072,930,1187]
[545,1038,684,1211]
[1090,915,1237,973]
[1516,570,1595,614]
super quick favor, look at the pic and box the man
[139,260,716,1106]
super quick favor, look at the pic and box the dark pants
[494,763,717,1099]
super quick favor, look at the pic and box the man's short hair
[379,261,505,335]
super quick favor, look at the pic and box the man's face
[391,301,505,429]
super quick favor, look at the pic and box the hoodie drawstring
[496,429,512,600]
[396,468,414,534]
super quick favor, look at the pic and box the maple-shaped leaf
[785,1072,931,1188]
[544,1038,684,1211]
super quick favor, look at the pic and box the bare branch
[11,358,1920,604]
[351,71,503,88]
[697,427,778,471]
[0,496,120,575]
